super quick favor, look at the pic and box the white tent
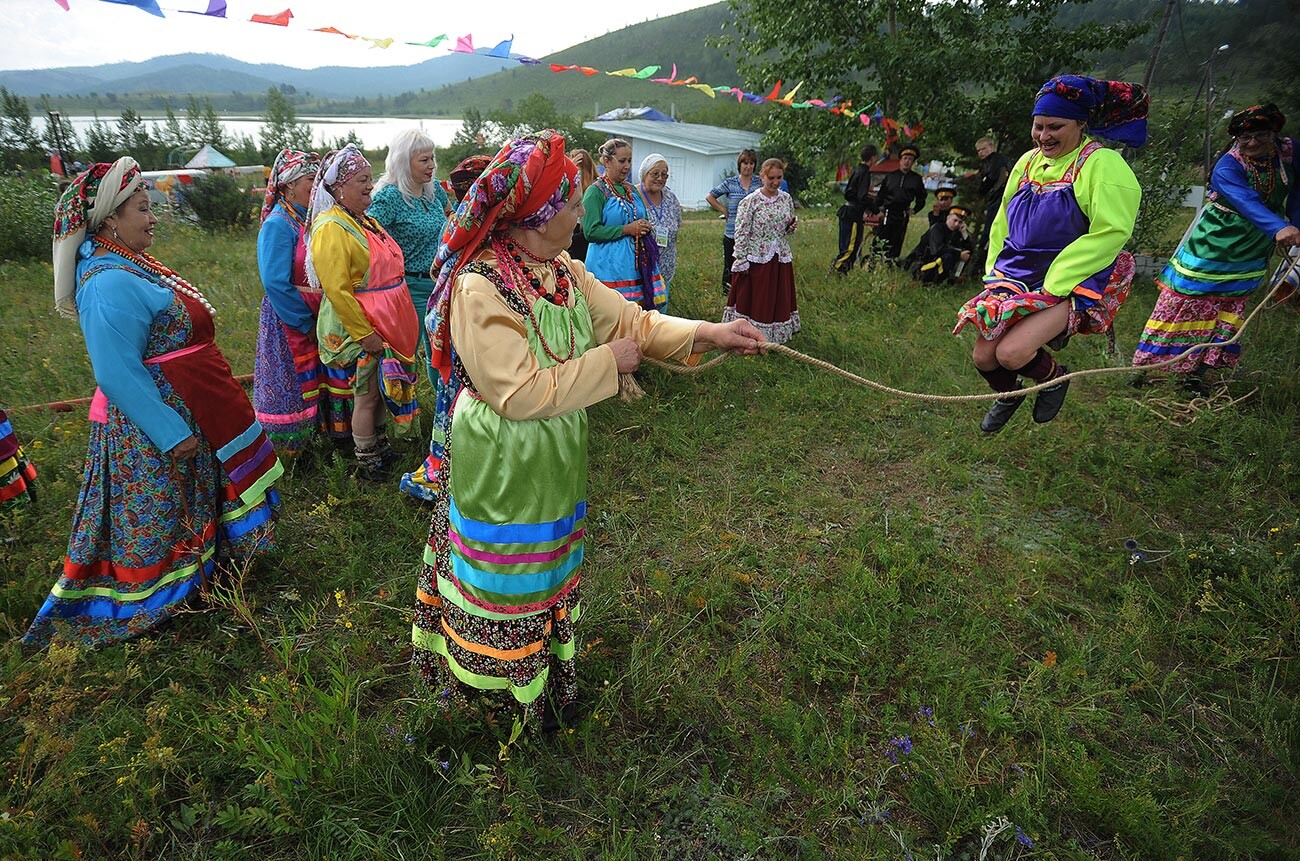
[184,145,236,169]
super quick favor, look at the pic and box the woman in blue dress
[581,138,667,310]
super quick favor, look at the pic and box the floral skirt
[724,259,800,344]
[954,251,1134,341]
[1131,287,1248,373]
[22,388,278,649]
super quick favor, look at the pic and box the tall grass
[1,210,1297,859]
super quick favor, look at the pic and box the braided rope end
[619,373,646,402]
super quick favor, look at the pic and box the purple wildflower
[438,760,451,771]
[1015,826,1033,848]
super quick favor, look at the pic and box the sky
[1,0,720,71]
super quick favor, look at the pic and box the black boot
[1032,366,1070,423]
[980,389,1025,433]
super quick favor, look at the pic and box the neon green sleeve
[1041,145,1142,298]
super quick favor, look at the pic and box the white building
[582,118,764,210]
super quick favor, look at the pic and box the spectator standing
[873,145,927,261]
[706,149,761,291]
[974,136,1013,269]
[832,145,878,274]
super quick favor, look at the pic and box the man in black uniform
[902,203,975,283]
[831,144,878,274]
[872,144,927,262]
[927,187,957,226]
[974,136,1013,268]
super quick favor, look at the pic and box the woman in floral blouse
[723,158,800,343]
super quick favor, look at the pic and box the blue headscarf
[1033,76,1149,148]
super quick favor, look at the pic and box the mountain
[0,52,516,100]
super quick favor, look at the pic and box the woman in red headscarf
[410,130,766,731]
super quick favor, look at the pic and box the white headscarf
[51,157,147,318]
[639,152,669,182]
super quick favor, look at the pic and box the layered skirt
[0,408,36,505]
[1131,289,1247,372]
[723,259,800,344]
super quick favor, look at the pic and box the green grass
[1,210,1298,860]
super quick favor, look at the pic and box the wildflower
[1011,763,1025,777]
[438,760,450,771]
[915,706,935,726]
[1015,826,1033,848]
[1043,651,1057,668]
[404,735,415,745]
[886,735,913,762]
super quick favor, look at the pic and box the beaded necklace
[491,234,577,364]
[1244,152,1279,201]
[598,177,639,225]
[278,199,307,230]
[93,236,216,316]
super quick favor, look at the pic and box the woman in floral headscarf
[1132,103,1300,393]
[954,75,1145,433]
[25,157,282,648]
[410,130,766,731]
[306,144,421,481]
[254,148,353,458]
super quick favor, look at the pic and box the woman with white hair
[368,128,453,375]
[639,153,682,289]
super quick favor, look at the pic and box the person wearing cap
[872,144,927,261]
[408,130,767,730]
[974,137,1014,267]
[832,144,879,274]
[954,75,1145,433]
[928,187,957,226]
[1132,103,1300,394]
[903,203,975,283]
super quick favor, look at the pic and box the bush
[180,171,258,231]
[0,173,60,262]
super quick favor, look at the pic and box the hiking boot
[980,390,1025,433]
[1032,368,1070,424]
[1181,368,1209,397]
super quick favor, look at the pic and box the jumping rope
[631,250,1300,404]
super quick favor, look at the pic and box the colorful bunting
[365,37,394,49]
[606,68,639,77]
[650,64,677,84]
[315,26,354,38]
[250,8,292,26]
[632,66,661,79]
[178,0,226,16]
[406,34,448,48]
[763,80,782,101]
[52,0,70,9]
[100,0,164,17]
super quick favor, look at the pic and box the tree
[487,94,604,155]
[259,87,313,161]
[200,100,227,151]
[442,107,494,166]
[0,87,41,168]
[84,114,118,163]
[720,0,1150,163]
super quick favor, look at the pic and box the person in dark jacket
[974,136,1013,268]
[903,203,974,283]
[872,145,927,261]
[831,144,878,274]
[927,187,957,225]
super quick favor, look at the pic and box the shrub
[180,171,258,231]
[0,173,60,262]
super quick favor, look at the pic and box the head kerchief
[1033,76,1149,148]
[427,130,578,384]
[303,145,371,293]
[1228,104,1285,137]
[449,154,493,202]
[52,157,147,319]
[261,148,320,223]
[639,152,668,181]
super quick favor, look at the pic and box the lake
[44,115,465,154]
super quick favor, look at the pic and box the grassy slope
[0,212,1298,859]
[415,4,741,117]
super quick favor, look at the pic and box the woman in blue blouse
[368,128,453,380]
[27,157,282,648]
[706,148,760,291]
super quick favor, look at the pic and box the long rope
[646,254,1297,404]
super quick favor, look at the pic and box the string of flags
[57,0,925,138]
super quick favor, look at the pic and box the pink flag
[650,64,677,84]
[53,0,70,9]
[453,34,474,53]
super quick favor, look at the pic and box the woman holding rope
[1132,103,1300,394]
[25,158,282,647]
[955,76,1145,433]
[409,131,765,731]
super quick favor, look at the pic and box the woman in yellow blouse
[410,130,766,730]
[306,145,420,480]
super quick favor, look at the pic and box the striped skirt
[1131,288,1248,372]
[0,408,37,505]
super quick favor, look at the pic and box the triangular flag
[453,34,473,53]
[178,0,225,14]
[52,0,70,8]
[742,92,766,104]
[317,27,355,38]
[100,0,165,16]
[579,67,600,76]
[763,80,782,101]
[687,83,716,98]
[365,37,393,49]
[549,64,577,73]
[406,34,448,47]
[779,81,803,103]
[606,68,638,77]
[632,66,661,79]
[250,8,292,25]
[517,56,542,65]
[910,122,924,138]
[859,114,872,126]
[487,36,513,58]
[650,64,677,84]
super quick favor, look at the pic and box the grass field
[1,210,1298,860]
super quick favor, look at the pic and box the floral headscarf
[1033,76,1149,148]
[261,147,320,223]
[51,157,148,318]
[427,129,578,385]
[1228,104,1285,137]
[449,154,492,203]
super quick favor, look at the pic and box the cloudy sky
[2,0,718,70]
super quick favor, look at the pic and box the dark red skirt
[723,260,800,344]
